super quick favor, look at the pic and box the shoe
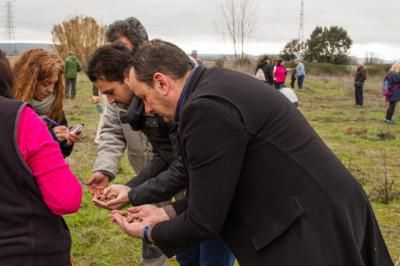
[384,119,395,124]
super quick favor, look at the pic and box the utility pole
[4,0,16,55]
[298,0,304,43]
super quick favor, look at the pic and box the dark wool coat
[388,72,400,102]
[152,67,393,266]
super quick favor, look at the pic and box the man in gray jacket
[86,17,166,266]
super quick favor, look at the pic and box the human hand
[126,205,170,225]
[110,210,146,238]
[92,184,131,210]
[53,126,69,141]
[67,129,81,145]
[86,172,110,195]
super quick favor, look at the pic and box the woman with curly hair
[0,49,82,265]
[12,48,80,157]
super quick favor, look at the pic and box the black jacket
[151,67,393,265]
[121,97,187,205]
[0,97,71,265]
[256,62,274,85]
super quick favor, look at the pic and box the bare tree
[217,0,258,61]
[52,16,107,66]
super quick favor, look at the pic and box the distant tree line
[280,26,353,65]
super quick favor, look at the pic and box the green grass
[64,73,399,265]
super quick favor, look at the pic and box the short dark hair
[86,43,133,83]
[106,17,148,55]
[133,39,194,86]
[0,49,13,98]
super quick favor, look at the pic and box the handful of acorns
[120,211,143,223]
[96,193,117,202]
[95,193,142,223]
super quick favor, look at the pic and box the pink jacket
[274,65,288,83]
[17,106,82,215]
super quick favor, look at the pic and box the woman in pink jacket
[0,49,82,265]
[273,59,288,89]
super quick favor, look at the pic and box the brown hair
[132,39,193,86]
[12,48,65,122]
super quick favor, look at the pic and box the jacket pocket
[251,196,304,251]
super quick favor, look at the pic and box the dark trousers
[290,78,296,88]
[355,85,363,106]
[274,82,284,89]
[386,101,397,121]
[297,75,305,89]
[176,238,235,266]
[65,78,77,99]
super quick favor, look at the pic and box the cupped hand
[92,184,131,210]
[86,172,110,195]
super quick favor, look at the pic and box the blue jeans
[176,238,235,266]
[297,75,305,89]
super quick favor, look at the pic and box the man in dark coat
[354,63,367,106]
[87,42,235,266]
[111,40,393,266]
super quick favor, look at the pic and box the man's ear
[153,72,169,96]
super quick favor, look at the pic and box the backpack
[382,74,400,96]
[255,68,266,81]
[382,75,391,96]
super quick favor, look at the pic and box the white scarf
[31,94,56,116]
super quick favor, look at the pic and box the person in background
[255,55,274,85]
[254,55,268,82]
[190,49,203,66]
[64,51,81,99]
[273,59,288,89]
[290,68,297,88]
[0,49,82,265]
[12,48,81,157]
[295,59,306,89]
[384,63,400,124]
[354,63,367,106]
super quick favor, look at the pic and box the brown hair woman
[12,48,80,157]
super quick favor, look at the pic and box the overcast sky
[1,0,399,60]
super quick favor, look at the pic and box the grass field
[64,71,399,265]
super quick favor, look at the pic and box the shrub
[365,64,391,77]
[304,62,351,76]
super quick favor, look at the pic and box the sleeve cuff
[98,170,115,181]
[147,225,155,243]
[163,205,176,219]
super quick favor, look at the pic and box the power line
[3,0,16,54]
[298,0,304,43]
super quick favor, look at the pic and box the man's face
[95,78,133,107]
[125,68,176,122]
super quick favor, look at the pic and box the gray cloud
[1,0,399,59]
